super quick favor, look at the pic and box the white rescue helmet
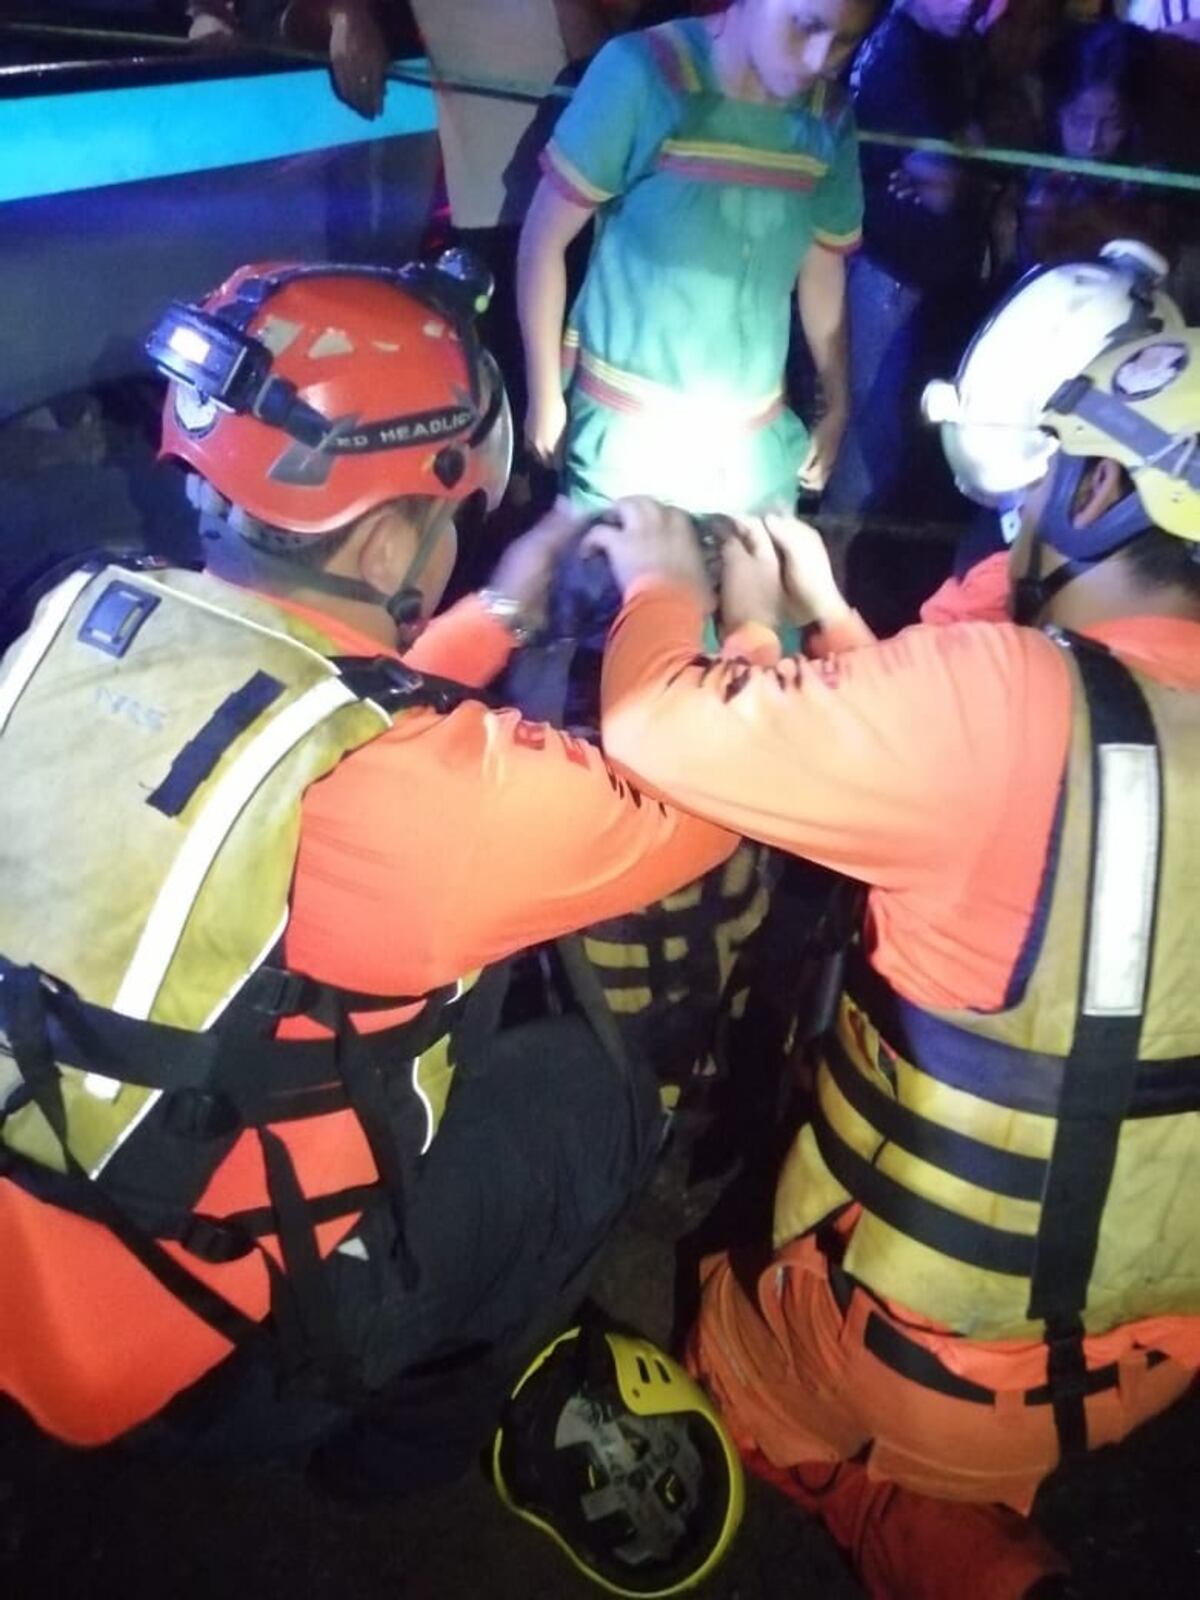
[922,240,1184,535]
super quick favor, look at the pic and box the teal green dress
[542,17,863,515]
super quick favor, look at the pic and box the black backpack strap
[0,966,264,1355]
[0,960,465,1398]
[329,655,488,717]
[555,935,653,1160]
[1026,633,1162,1462]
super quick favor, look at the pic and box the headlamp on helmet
[146,301,330,448]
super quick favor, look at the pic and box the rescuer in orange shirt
[584,241,1200,1598]
[0,253,738,1493]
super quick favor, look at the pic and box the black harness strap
[329,655,487,717]
[862,1309,1165,1411]
[256,1125,358,1397]
[845,949,1200,1121]
[305,987,434,1292]
[1026,637,1162,1462]
[0,967,263,1353]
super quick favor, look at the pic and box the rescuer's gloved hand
[580,497,713,608]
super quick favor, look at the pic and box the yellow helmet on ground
[493,1325,745,1597]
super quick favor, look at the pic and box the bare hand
[888,154,964,216]
[763,514,850,627]
[487,497,590,625]
[720,519,785,632]
[581,497,712,605]
[328,2,388,120]
[798,407,847,494]
[524,391,568,469]
[187,7,239,45]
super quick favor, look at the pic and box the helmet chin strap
[194,479,453,641]
[1013,456,1154,625]
[384,502,454,629]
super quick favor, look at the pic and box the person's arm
[405,500,590,686]
[798,93,863,491]
[402,597,515,687]
[517,181,594,466]
[518,33,659,463]
[599,587,1021,886]
[553,0,618,60]
[295,693,739,995]
[281,0,388,118]
[795,245,850,493]
[583,508,1026,888]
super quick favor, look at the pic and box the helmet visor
[470,350,514,512]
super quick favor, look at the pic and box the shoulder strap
[1027,630,1162,1458]
[329,655,488,717]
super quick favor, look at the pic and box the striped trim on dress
[571,346,784,428]
[657,137,828,191]
[540,144,610,209]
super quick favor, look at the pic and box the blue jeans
[822,254,924,533]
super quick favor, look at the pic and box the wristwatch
[476,588,533,646]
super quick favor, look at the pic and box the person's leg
[743,1450,1067,1600]
[686,1241,1068,1600]
[307,1011,663,1496]
[136,1012,660,1489]
[821,257,923,585]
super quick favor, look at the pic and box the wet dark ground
[2,424,1199,1600]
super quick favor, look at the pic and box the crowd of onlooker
[823,0,1200,539]
[20,1,1200,556]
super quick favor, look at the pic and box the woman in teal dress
[517,0,879,516]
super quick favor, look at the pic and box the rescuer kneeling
[0,254,745,1513]
[584,241,1200,1599]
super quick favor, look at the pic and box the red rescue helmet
[152,253,512,536]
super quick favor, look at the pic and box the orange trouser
[688,1235,1195,1600]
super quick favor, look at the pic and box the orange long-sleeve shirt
[277,589,737,994]
[601,558,1200,1013]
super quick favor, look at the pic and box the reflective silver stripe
[410,978,462,1155]
[0,568,94,736]
[1083,743,1160,1017]
[112,676,373,1023]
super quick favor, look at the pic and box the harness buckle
[179,1213,256,1264]
[1044,1322,1090,1402]
[162,1087,242,1141]
[244,967,316,1019]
